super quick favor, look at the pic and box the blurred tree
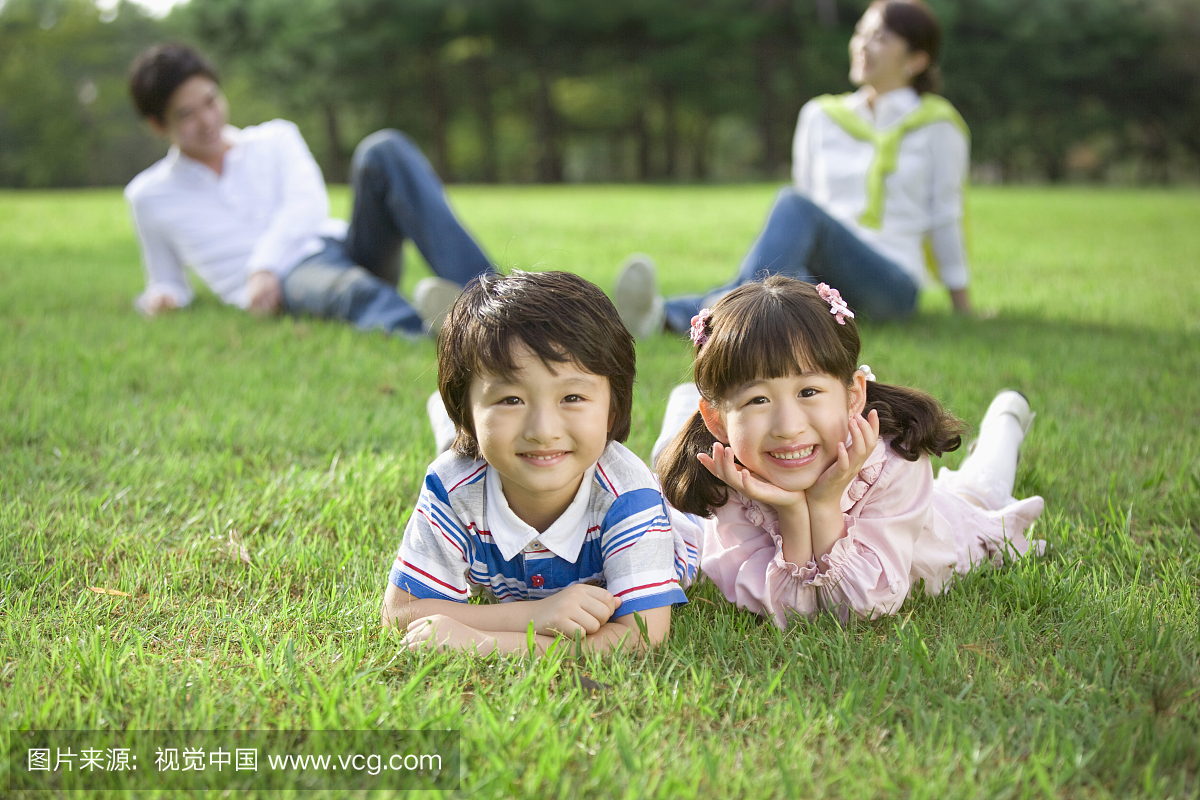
[1,0,1198,186]
[0,0,164,187]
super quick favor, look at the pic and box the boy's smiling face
[469,344,613,532]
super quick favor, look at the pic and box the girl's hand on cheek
[809,409,880,505]
[698,442,806,511]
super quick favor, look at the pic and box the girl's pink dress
[700,439,1044,626]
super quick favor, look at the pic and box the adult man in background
[125,43,494,336]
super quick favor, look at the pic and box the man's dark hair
[129,43,220,123]
[437,270,637,460]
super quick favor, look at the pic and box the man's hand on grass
[247,270,282,315]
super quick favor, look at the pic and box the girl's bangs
[703,298,848,397]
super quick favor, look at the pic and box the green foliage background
[2,0,1200,187]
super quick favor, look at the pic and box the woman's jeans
[663,188,919,332]
[282,130,493,335]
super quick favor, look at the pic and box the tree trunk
[467,56,498,183]
[534,68,563,182]
[663,86,678,180]
[815,0,837,28]
[322,102,348,183]
[422,49,452,182]
[755,38,780,177]
[635,107,651,181]
[691,118,710,181]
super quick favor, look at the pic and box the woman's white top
[792,86,970,290]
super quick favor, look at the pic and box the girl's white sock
[938,390,1033,510]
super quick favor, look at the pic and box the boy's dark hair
[129,43,220,123]
[437,270,637,460]
[659,275,965,516]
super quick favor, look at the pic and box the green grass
[2,185,1198,799]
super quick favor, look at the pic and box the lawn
[1,185,1198,798]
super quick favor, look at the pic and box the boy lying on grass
[382,271,701,655]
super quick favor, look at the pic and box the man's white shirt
[124,119,347,314]
[792,86,970,290]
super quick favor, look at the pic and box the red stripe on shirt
[403,561,469,596]
[450,464,488,492]
[417,508,465,558]
[614,578,679,597]
[596,463,618,496]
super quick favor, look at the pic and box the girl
[383,270,701,654]
[617,0,973,337]
[656,276,1043,626]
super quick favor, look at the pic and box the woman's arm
[927,121,971,306]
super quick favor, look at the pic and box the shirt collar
[485,463,597,562]
[166,125,243,179]
[847,86,921,129]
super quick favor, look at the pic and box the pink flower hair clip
[816,282,855,325]
[689,309,712,347]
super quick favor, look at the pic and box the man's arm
[126,190,193,316]
[243,121,332,313]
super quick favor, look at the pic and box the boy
[382,271,701,654]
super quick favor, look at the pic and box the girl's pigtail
[866,381,966,461]
[657,410,728,517]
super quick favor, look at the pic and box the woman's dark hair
[437,270,637,460]
[129,43,220,123]
[875,0,943,94]
[659,275,964,516]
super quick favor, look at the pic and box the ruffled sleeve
[701,492,821,627]
[809,445,940,621]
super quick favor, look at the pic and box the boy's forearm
[473,618,661,656]
[382,593,540,634]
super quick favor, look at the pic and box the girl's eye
[499,396,522,406]
[799,388,818,398]
[563,394,584,403]
[747,396,769,406]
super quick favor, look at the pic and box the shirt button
[530,575,545,588]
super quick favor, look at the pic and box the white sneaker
[980,389,1035,439]
[427,391,457,454]
[614,253,665,340]
[413,277,462,337]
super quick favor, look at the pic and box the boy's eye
[746,396,769,406]
[499,396,522,406]
[563,394,584,403]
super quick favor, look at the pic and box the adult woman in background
[616,0,973,336]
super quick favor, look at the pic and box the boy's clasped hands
[400,584,622,654]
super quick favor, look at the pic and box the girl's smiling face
[704,371,866,493]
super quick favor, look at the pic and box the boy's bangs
[470,327,579,383]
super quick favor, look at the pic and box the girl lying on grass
[655,275,1043,626]
[382,270,700,654]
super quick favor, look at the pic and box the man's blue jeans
[282,130,493,335]
[663,188,919,332]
